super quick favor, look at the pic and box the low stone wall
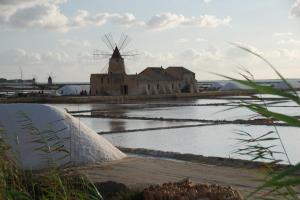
[0,90,255,103]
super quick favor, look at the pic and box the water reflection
[109,120,126,132]
[91,103,131,116]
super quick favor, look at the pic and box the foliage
[225,44,300,199]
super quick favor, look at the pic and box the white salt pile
[0,104,126,170]
[56,85,90,96]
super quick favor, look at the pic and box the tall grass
[221,45,300,199]
[0,113,103,200]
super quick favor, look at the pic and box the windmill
[31,74,38,86]
[93,33,138,74]
[47,72,56,85]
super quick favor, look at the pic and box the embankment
[118,147,289,170]
[0,90,255,103]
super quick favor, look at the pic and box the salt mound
[56,85,90,96]
[0,104,126,170]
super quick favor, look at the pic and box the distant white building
[210,82,223,90]
[198,79,300,91]
[220,82,251,91]
[198,82,223,91]
[273,80,300,90]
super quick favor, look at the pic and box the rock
[94,181,129,199]
[143,179,243,200]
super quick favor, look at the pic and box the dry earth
[79,156,265,197]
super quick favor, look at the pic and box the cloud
[273,32,294,37]
[59,38,91,47]
[145,13,231,31]
[179,47,223,60]
[176,38,189,43]
[70,10,141,28]
[0,48,76,66]
[145,13,185,31]
[277,49,300,59]
[1,45,299,82]
[0,1,232,32]
[0,48,97,81]
[10,3,68,31]
[0,48,41,65]
[0,0,69,31]
[182,15,231,28]
[277,38,300,46]
[228,42,264,57]
[196,38,206,42]
[0,0,141,31]
[291,0,300,18]
[0,48,95,68]
[138,47,224,69]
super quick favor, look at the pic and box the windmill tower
[108,46,125,74]
[48,76,52,85]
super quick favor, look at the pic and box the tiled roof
[165,66,194,74]
[138,67,179,81]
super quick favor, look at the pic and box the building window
[107,78,109,83]
[148,84,150,90]
[172,83,174,89]
[179,83,181,88]
[101,77,103,84]
[157,84,159,90]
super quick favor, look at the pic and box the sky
[0,0,299,82]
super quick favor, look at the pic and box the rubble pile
[143,179,243,200]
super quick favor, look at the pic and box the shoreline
[118,147,290,170]
[0,90,255,104]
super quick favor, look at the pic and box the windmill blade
[124,55,139,61]
[108,33,117,48]
[94,55,111,60]
[122,49,139,56]
[93,50,111,60]
[102,34,114,51]
[122,54,139,57]
[48,72,56,79]
[121,36,131,51]
[93,54,111,60]
[101,36,109,49]
[119,34,131,51]
[93,49,111,56]
[117,33,126,48]
[121,49,140,57]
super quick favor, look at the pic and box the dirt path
[79,157,265,197]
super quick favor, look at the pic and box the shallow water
[50,96,300,164]
[103,125,300,164]
[80,118,198,133]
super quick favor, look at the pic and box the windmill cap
[111,46,122,59]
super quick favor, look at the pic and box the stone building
[90,47,198,96]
